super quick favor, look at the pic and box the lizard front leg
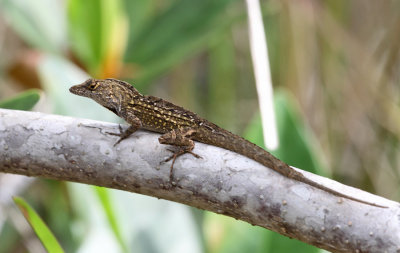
[158,127,202,181]
[107,111,142,146]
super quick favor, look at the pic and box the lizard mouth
[70,79,95,95]
[69,86,79,94]
[69,83,87,96]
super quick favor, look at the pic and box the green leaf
[67,0,102,74]
[123,0,155,40]
[244,89,324,174]
[67,0,127,77]
[207,34,237,129]
[0,89,41,110]
[273,91,325,173]
[94,187,128,253]
[124,0,240,85]
[13,197,64,253]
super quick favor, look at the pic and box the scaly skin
[69,78,387,208]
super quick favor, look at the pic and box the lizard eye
[88,82,100,90]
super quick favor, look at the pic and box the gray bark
[0,108,399,252]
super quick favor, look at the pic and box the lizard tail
[197,128,387,208]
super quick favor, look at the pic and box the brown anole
[69,78,387,208]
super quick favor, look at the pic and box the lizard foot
[163,148,202,182]
[106,125,124,146]
[106,125,138,146]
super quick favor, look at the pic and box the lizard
[69,78,387,208]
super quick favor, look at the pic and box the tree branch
[0,108,399,252]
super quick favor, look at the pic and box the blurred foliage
[13,197,64,253]
[68,0,127,78]
[0,89,40,110]
[245,91,325,175]
[124,0,238,86]
[94,186,128,253]
[0,0,399,252]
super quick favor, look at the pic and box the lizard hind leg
[158,128,202,181]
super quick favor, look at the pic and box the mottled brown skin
[70,78,386,208]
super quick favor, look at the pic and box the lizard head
[70,78,142,111]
